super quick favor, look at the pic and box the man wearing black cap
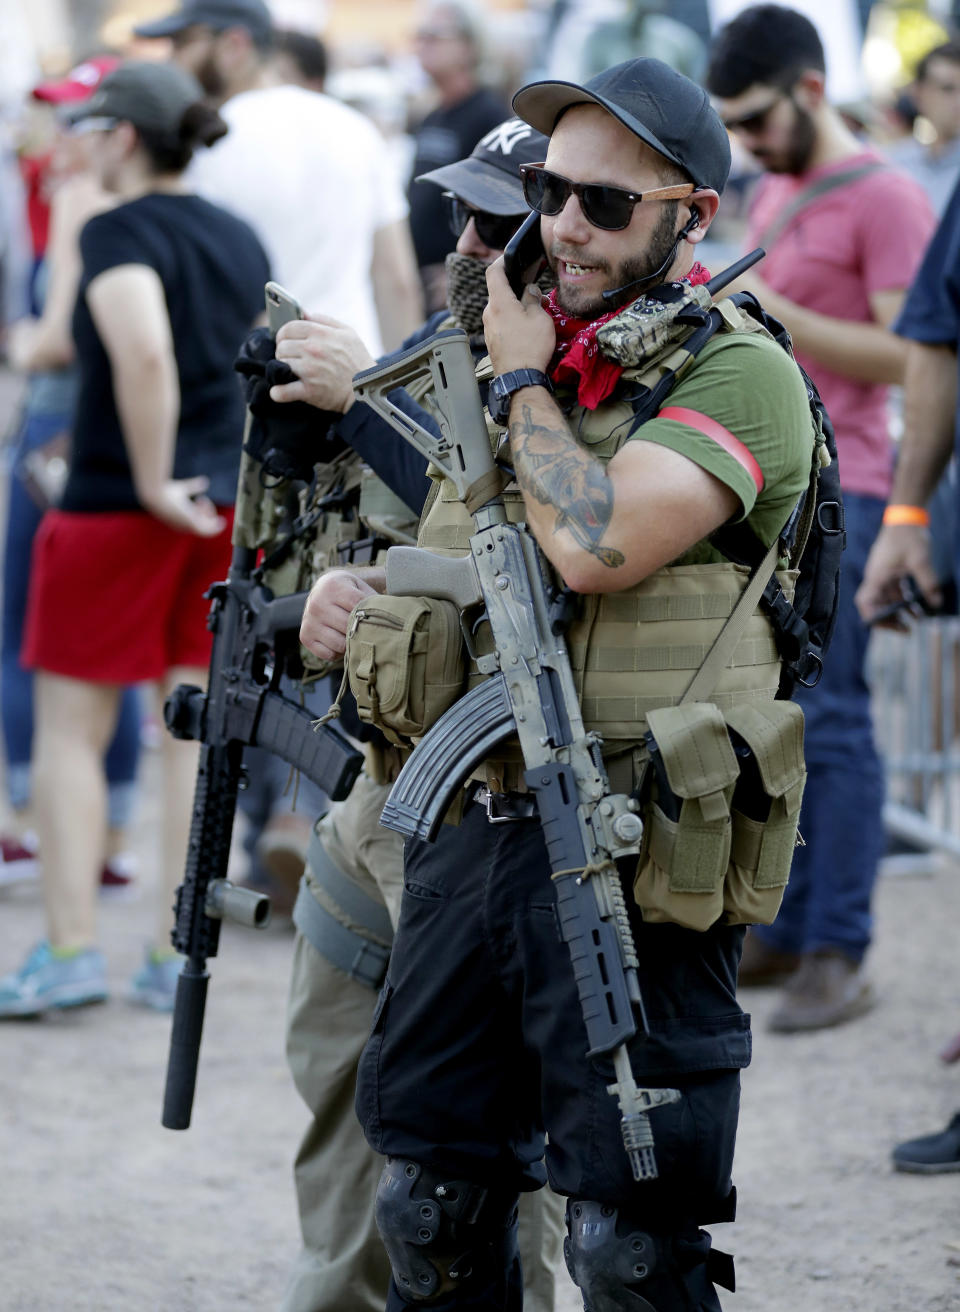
[301,60,814,1311]
[264,119,564,1312]
[134,0,422,359]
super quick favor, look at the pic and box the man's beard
[757,100,817,175]
[193,50,228,102]
[554,202,681,318]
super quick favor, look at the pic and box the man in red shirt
[706,4,935,1031]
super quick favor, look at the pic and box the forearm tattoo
[510,403,625,568]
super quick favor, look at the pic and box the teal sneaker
[0,941,108,1017]
[128,951,182,1012]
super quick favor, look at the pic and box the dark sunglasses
[519,163,694,231]
[442,193,524,250]
[722,91,788,135]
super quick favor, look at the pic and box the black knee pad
[564,1200,734,1312]
[374,1157,516,1304]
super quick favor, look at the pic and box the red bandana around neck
[544,261,711,410]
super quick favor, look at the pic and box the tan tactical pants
[282,772,565,1312]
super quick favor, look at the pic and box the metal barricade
[868,618,960,857]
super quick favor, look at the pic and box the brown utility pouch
[722,701,806,925]
[634,703,740,932]
[345,595,466,745]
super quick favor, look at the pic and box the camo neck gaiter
[445,250,559,345]
[445,252,490,337]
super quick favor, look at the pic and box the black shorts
[356,797,750,1226]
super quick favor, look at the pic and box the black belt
[471,785,538,824]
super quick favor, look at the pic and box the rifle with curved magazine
[353,330,679,1181]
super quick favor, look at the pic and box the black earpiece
[682,208,701,236]
[600,208,702,302]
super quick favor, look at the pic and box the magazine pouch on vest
[638,703,738,931]
[635,698,806,931]
[723,700,805,924]
[345,594,466,746]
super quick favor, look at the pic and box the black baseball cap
[68,61,208,136]
[416,118,549,215]
[134,0,272,42]
[512,59,731,195]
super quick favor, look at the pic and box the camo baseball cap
[416,118,549,215]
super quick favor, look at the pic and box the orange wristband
[882,504,930,527]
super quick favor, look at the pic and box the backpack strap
[753,160,889,251]
[626,305,728,430]
[625,287,842,694]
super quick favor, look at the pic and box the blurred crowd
[1,2,960,1305]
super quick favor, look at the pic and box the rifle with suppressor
[161,427,363,1131]
[353,330,679,1181]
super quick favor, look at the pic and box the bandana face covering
[545,262,711,410]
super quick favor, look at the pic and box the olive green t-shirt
[626,331,813,555]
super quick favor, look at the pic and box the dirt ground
[1,757,958,1312]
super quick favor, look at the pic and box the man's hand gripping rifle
[353,329,680,1181]
[160,417,363,1132]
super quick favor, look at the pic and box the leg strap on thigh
[375,1157,517,1304]
[564,1200,735,1312]
[293,834,393,989]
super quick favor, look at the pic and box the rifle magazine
[381,675,515,841]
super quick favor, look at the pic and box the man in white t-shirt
[134,0,423,357]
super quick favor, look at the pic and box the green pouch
[634,703,739,932]
[346,594,466,744]
[721,701,806,925]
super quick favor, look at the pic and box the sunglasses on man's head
[442,193,524,250]
[519,164,694,232]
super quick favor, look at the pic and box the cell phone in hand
[868,574,959,624]
[265,281,303,334]
[503,212,546,299]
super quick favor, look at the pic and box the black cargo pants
[357,796,749,1309]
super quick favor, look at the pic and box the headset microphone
[601,208,702,305]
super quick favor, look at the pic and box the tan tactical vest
[416,300,799,794]
[258,441,419,685]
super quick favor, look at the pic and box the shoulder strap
[632,537,780,799]
[754,160,889,251]
[678,540,780,706]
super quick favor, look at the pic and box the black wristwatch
[487,369,554,426]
